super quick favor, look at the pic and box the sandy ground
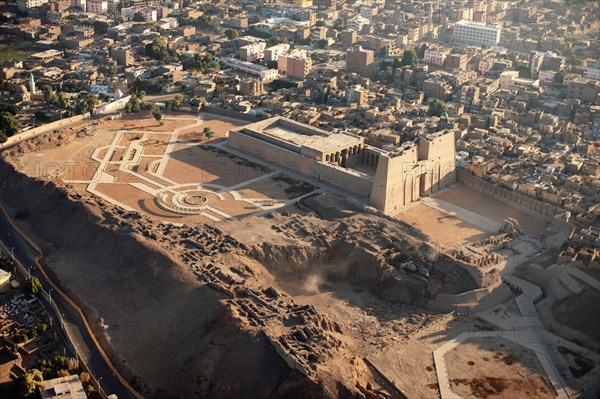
[237,175,317,200]
[395,203,491,246]
[367,315,497,399]
[10,112,316,224]
[13,129,116,182]
[435,185,551,235]
[552,290,600,346]
[445,337,555,399]
[164,145,270,187]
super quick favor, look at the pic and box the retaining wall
[457,169,573,229]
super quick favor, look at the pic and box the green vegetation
[93,20,110,35]
[401,49,419,67]
[224,28,239,40]
[24,276,42,295]
[267,79,297,91]
[125,94,144,113]
[203,127,215,139]
[165,95,183,110]
[152,107,163,124]
[0,112,21,143]
[145,38,177,62]
[18,368,43,397]
[247,25,272,39]
[428,99,448,117]
[180,53,219,73]
[0,102,18,115]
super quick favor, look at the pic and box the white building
[226,59,278,81]
[423,49,448,67]
[264,43,290,62]
[499,70,539,90]
[347,15,370,33]
[453,20,501,47]
[17,0,48,11]
[583,65,600,80]
[240,42,266,62]
[40,375,86,399]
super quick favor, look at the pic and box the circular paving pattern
[183,194,208,205]
[155,189,213,215]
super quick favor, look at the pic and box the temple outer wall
[228,130,373,198]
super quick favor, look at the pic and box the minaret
[29,73,36,95]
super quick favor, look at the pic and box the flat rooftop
[238,117,363,153]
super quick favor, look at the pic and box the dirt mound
[0,162,339,399]
[224,203,477,306]
[552,289,600,346]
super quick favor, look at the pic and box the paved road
[0,203,137,399]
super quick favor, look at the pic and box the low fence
[0,114,88,151]
[201,104,265,123]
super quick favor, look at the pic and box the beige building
[278,51,312,80]
[228,117,456,213]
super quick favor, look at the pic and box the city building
[341,30,357,49]
[39,375,86,399]
[225,58,278,81]
[240,42,266,62]
[87,0,108,14]
[347,15,370,33]
[17,0,48,11]
[264,43,290,62]
[423,49,448,67]
[240,78,264,96]
[346,46,374,78]
[583,65,600,80]
[566,77,600,102]
[278,51,312,80]
[453,20,501,47]
[445,53,468,70]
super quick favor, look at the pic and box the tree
[24,276,42,295]
[428,99,448,117]
[132,77,147,95]
[86,94,99,114]
[125,96,142,113]
[203,127,214,139]
[224,28,239,40]
[554,70,566,84]
[145,38,172,61]
[315,20,325,27]
[18,369,43,397]
[58,92,71,109]
[173,95,183,108]
[44,89,58,104]
[0,112,21,140]
[132,12,145,22]
[401,49,418,67]
[152,107,163,124]
[0,102,18,115]
[93,20,109,35]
